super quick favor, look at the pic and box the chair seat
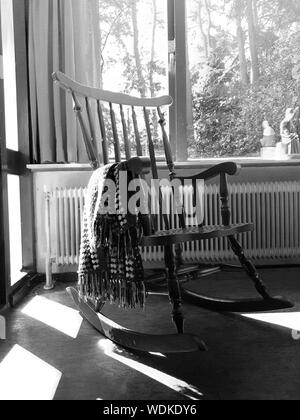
[141,223,254,246]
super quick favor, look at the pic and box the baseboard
[45,259,300,277]
[38,272,78,286]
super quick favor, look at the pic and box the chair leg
[228,236,271,300]
[165,246,185,334]
[175,244,184,269]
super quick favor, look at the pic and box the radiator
[44,181,300,287]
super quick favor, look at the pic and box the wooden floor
[1,267,300,400]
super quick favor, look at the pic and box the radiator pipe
[44,186,55,290]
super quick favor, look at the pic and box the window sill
[179,157,300,169]
[27,157,300,173]
[27,163,93,172]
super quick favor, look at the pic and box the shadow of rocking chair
[53,71,293,354]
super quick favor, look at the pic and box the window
[100,0,168,96]
[186,0,300,160]
[99,0,169,158]
[28,0,300,164]
[1,0,18,151]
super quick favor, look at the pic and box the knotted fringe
[79,271,146,309]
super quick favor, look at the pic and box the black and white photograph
[0,0,300,403]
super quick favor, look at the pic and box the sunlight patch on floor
[242,312,300,331]
[22,296,83,339]
[98,339,203,400]
[0,345,62,400]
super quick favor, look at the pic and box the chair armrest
[180,162,241,181]
[176,162,241,227]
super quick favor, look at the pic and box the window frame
[0,0,35,306]
[169,0,300,165]
[168,0,188,162]
[0,73,9,307]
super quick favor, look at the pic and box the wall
[28,160,300,274]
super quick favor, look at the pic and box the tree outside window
[97,0,168,157]
[95,0,300,161]
[187,0,300,159]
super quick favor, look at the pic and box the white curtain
[28,0,101,163]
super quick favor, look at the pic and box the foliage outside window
[88,0,300,161]
[98,0,168,158]
[187,0,300,159]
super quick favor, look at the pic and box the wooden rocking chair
[53,71,293,354]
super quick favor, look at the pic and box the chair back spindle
[97,100,109,165]
[143,106,171,231]
[158,107,186,230]
[109,102,121,163]
[71,91,99,169]
[85,96,102,164]
[143,107,159,180]
[157,107,175,180]
[132,106,143,157]
[85,97,97,146]
[120,104,132,160]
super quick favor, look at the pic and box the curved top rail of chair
[52,71,173,108]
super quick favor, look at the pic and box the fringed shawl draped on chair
[28,0,102,164]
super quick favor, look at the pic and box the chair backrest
[52,72,175,178]
[52,72,187,233]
